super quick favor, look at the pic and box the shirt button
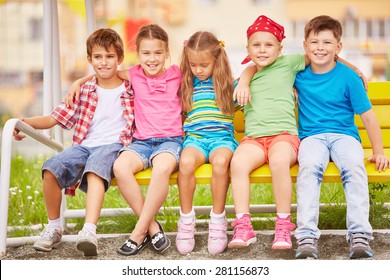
[89,115,93,119]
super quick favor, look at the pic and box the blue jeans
[42,143,122,192]
[295,133,372,240]
[120,136,183,170]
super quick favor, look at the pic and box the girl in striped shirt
[176,31,242,255]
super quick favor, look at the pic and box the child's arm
[13,116,59,141]
[65,74,94,108]
[65,68,130,108]
[233,64,257,106]
[360,109,390,172]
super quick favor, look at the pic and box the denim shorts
[183,135,238,162]
[120,136,183,170]
[42,143,122,193]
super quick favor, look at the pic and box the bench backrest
[233,81,390,149]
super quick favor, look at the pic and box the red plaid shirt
[51,77,135,146]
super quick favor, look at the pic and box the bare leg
[209,148,233,214]
[178,147,206,214]
[230,144,265,214]
[84,173,106,225]
[113,151,145,218]
[268,142,297,213]
[129,153,177,245]
[42,170,63,220]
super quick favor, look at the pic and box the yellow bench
[132,81,390,185]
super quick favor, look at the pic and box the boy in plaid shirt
[13,28,134,257]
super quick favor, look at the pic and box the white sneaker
[76,229,98,257]
[33,227,62,252]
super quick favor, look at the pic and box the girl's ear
[87,55,92,64]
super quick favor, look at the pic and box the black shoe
[151,221,171,253]
[117,235,150,256]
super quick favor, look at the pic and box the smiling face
[304,29,342,73]
[187,49,216,81]
[246,31,282,70]
[137,38,168,77]
[88,44,123,84]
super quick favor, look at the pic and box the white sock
[82,223,97,235]
[210,210,226,224]
[277,213,290,219]
[47,218,61,230]
[180,209,195,224]
[236,213,250,219]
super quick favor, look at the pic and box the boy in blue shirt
[294,15,390,259]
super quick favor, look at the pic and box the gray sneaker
[76,229,98,257]
[348,232,373,259]
[33,227,62,252]
[295,237,319,259]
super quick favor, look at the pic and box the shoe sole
[272,243,292,250]
[228,237,257,249]
[295,252,319,259]
[32,242,61,252]
[349,249,373,259]
[77,240,98,257]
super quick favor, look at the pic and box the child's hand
[367,154,390,172]
[356,69,368,91]
[13,127,25,141]
[65,81,82,109]
[233,85,251,106]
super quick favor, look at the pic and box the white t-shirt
[82,83,127,147]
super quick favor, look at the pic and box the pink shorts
[240,132,300,163]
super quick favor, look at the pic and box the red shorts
[240,132,300,163]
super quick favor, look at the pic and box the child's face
[246,31,282,69]
[137,38,168,77]
[304,30,342,73]
[88,45,123,81]
[187,49,215,81]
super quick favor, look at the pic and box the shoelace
[41,228,57,239]
[232,222,250,239]
[274,220,295,240]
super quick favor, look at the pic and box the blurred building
[0,0,389,117]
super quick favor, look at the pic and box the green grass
[6,154,390,237]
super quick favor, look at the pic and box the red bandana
[241,15,285,64]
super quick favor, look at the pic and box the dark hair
[135,24,169,53]
[304,15,343,42]
[86,28,124,58]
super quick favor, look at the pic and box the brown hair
[180,31,235,116]
[304,15,343,42]
[135,24,169,53]
[86,28,124,58]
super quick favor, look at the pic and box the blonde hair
[180,31,235,116]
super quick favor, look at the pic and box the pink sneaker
[228,214,256,249]
[272,215,296,250]
[208,217,228,255]
[175,219,195,254]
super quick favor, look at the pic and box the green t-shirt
[244,54,306,138]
